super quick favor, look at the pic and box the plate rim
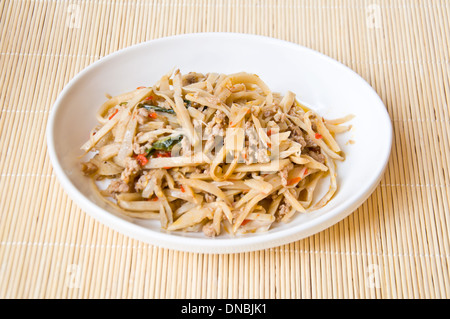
[46,32,393,254]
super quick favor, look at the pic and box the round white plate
[47,33,392,254]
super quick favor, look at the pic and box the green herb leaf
[183,99,192,108]
[145,135,183,156]
[139,103,175,114]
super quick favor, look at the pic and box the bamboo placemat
[0,0,449,299]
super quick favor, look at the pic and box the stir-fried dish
[80,69,353,236]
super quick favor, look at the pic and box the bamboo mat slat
[0,0,449,299]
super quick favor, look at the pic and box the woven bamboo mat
[0,0,449,299]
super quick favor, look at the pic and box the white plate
[47,33,392,254]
